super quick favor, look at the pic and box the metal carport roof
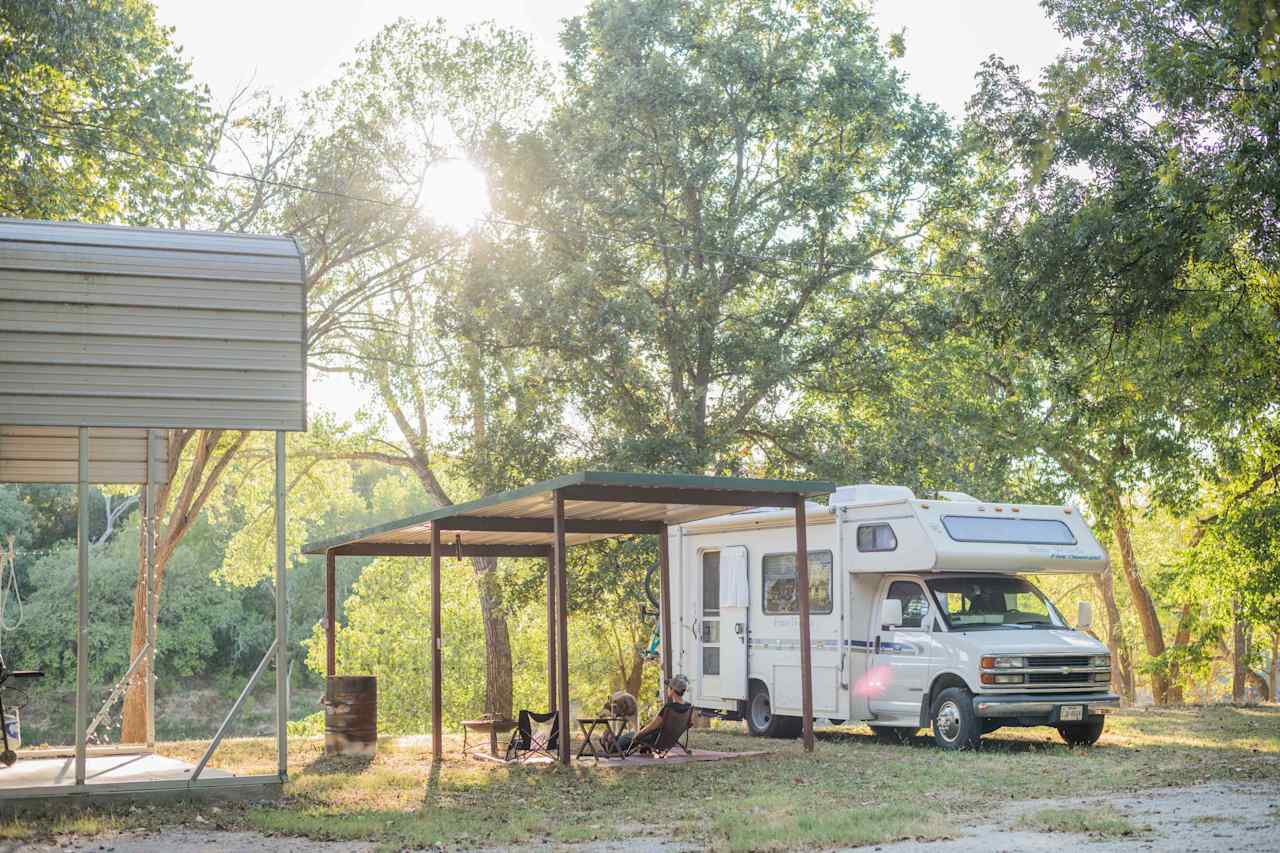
[302,470,836,556]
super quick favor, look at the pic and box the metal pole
[430,523,443,761]
[552,490,571,765]
[794,495,814,753]
[274,431,288,778]
[325,550,336,685]
[658,523,673,688]
[75,427,89,785]
[545,549,557,713]
[144,431,157,750]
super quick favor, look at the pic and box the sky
[151,0,1069,424]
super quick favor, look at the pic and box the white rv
[667,484,1118,749]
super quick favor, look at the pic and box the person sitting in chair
[611,674,692,754]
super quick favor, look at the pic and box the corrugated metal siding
[0,218,306,430]
[0,427,169,484]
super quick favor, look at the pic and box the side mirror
[1076,601,1093,631]
[881,599,903,629]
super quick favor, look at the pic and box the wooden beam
[325,550,336,684]
[795,496,814,753]
[430,524,443,762]
[553,490,571,765]
[328,543,550,558]
[436,517,662,535]
[558,484,797,508]
[658,523,673,686]
[546,551,557,713]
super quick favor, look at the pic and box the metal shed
[0,217,306,804]
[303,471,835,764]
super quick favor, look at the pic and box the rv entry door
[718,546,749,701]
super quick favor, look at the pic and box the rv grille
[1028,671,1092,684]
[1027,656,1091,669]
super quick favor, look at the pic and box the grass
[1016,805,1144,837]
[4,704,1278,851]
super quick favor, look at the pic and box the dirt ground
[12,780,1278,852]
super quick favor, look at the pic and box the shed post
[794,495,814,752]
[545,549,557,712]
[430,523,443,761]
[552,490,571,765]
[74,428,89,785]
[325,549,336,685]
[275,431,289,777]
[658,523,673,687]
[144,430,158,749]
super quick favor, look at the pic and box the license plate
[1059,705,1083,722]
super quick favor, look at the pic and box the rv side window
[941,515,1076,545]
[857,523,898,552]
[762,550,834,615]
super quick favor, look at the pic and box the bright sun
[418,159,490,232]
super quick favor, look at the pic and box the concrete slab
[0,753,232,790]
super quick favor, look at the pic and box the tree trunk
[1110,494,1168,703]
[1272,630,1279,703]
[119,542,154,744]
[1166,605,1193,705]
[471,555,513,719]
[1092,571,1135,703]
[1232,611,1248,703]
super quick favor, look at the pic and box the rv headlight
[1089,655,1110,668]
[980,656,1025,669]
[981,673,1025,685]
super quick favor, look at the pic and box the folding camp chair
[624,704,693,759]
[505,709,559,763]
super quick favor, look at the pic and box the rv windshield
[927,576,1065,630]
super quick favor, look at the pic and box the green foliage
[0,0,212,223]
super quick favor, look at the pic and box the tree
[483,0,954,474]
[0,0,212,223]
[962,0,1280,703]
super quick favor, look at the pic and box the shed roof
[0,217,307,432]
[302,471,835,556]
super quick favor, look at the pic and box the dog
[601,690,638,724]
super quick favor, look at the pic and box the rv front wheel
[746,682,803,739]
[930,687,981,750]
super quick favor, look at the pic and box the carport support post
[75,427,89,785]
[794,495,814,753]
[658,523,673,687]
[325,549,336,685]
[552,490,571,765]
[275,431,288,777]
[545,549,557,712]
[430,523,443,762]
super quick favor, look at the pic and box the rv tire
[746,682,803,739]
[930,687,981,750]
[1056,716,1105,746]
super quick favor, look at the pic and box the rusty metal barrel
[324,675,377,756]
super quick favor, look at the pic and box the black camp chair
[623,703,694,759]
[505,709,559,763]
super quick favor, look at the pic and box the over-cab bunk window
[856,523,898,552]
[941,515,1076,545]
[762,550,834,614]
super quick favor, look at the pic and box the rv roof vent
[832,484,915,506]
[936,490,982,503]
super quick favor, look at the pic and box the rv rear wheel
[930,687,981,750]
[746,682,803,739]
[1057,717,1105,746]
[869,725,917,744]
